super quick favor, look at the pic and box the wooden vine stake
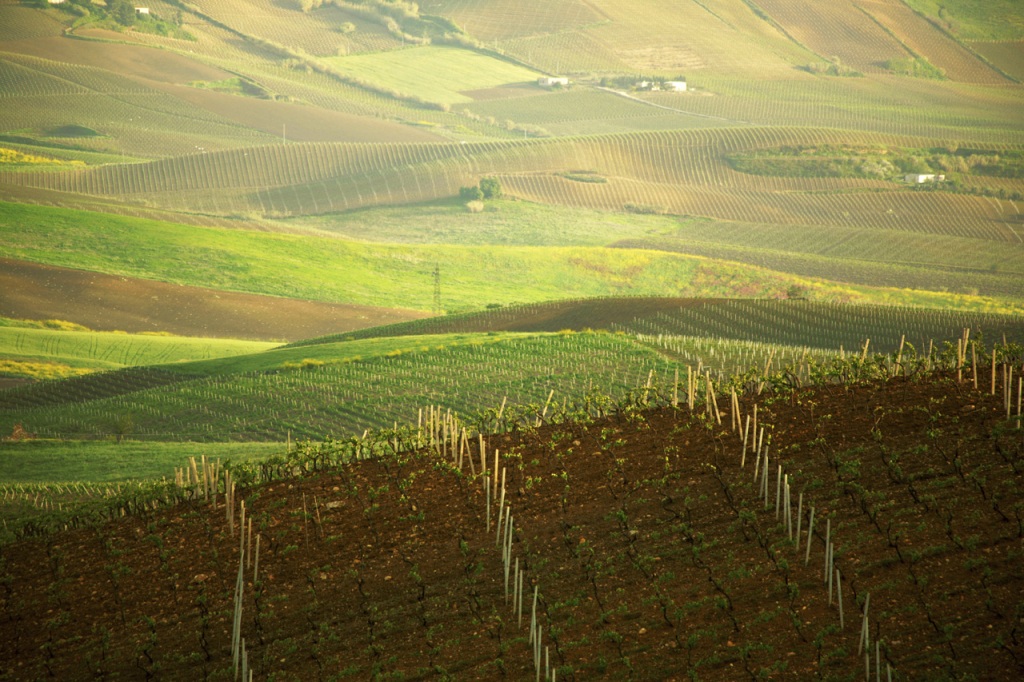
[775,465,782,519]
[836,568,844,629]
[894,335,905,378]
[687,365,694,410]
[823,518,831,582]
[741,414,751,467]
[484,476,490,532]
[231,517,247,679]
[991,345,997,396]
[795,492,804,550]
[804,507,815,566]
[858,592,871,655]
[1017,376,1022,429]
[479,434,487,479]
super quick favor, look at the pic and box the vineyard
[0,347,1021,678]
[613,298,1024,353]
[4,128,1021,246]
[4,295,1024,443]
[0,0,1020,327]
[297,298,1024,353]
[0,332,687,441]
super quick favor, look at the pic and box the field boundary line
[593,87,753,125]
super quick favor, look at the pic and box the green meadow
[324,45,543,104]
[0,325,276,377]
[0,440,284,483]
[3,201,1020,315]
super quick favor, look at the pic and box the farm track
[0,373,1020,679]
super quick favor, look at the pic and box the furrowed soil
[0,259,429,341]
[1,372,1021,680]
[0,36,232,85]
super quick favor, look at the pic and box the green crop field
[0,332,684,442]
[615,299,1024,353]
[15,199,1014,316]
[904,0,1024,42]
[0,440,282,483]
[282,196,678,246]
[3,297,1016,456]
[0,325,275,377]
[421,0,605,42]
[0,0,1022,464]
[296,297,1024,354]
[323,45,544,104]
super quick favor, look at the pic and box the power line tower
[432,264,442,315]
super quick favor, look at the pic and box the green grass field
[904,0,1024,41]
[282,196,679,246]
[0,440,283,483]
[0,325,276,378]
[2,199,1021,315]
[324,45,543,104]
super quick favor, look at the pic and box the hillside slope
[1,371,1021,679]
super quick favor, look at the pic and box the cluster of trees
[728,144,1023,187]
[38,0,188,35]
[802,57,862,77]
[459,177,502,202]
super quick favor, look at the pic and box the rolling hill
[1,367,1022,679]
[0,0,1021,324]
[1,3,1023,675]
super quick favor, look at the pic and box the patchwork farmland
[1,0,1023,678]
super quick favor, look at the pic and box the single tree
[459,185,483,201]
[479,176,502,199]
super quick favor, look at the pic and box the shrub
[465,200,484,213]
[459,185,483,201]
[479,177,502,199]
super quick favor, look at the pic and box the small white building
[47,0,66,5]
[904,173,944,183]
[135,7,150,14]
[538,76,569,88]
[664,80,687,92]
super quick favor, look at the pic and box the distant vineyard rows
[0,329,871,442]
[615,299,1024,352]
[4,127,1020,243]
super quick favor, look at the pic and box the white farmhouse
[904,173,945,183]
[135,7,151,14]
[538,77,569,88]
[664,80,687,91]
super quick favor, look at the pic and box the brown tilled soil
[0,36,232,85]
[1,374,1022,680]
[0,259,429,341]
[145,82,447,143]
